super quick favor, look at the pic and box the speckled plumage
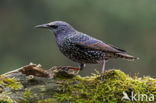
[36,21,138,79]
[58,33,106,64]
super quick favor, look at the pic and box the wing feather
[71,33,126,53]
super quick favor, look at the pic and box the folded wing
[71,34,126,53]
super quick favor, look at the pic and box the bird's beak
[35,24,49,28]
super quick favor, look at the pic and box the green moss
[23,89,31,98]
[0,99,12,103]
[37,98,58,103]
[0,76,23,90]
[0,92,16,103]
[20,89,31,103]
[0,76,22,103]
[54,69,156,103]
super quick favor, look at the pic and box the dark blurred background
[0,0,156,77]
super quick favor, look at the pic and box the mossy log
[0,63,155,103]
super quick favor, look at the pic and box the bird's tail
[116,53,139,61]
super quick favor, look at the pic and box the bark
[0,63,156,103]
[0,63,77,103]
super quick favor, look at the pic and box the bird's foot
[60,66,80,71]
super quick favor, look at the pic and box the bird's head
[35,21,75,36]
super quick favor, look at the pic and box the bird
[35,21,138,79]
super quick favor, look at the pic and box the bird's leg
[101,60,106,80]
[79,64,86,71]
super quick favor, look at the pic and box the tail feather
[116,53,139,60]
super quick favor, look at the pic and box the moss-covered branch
[0,63,155,103]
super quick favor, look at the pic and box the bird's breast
[57,39,106,64]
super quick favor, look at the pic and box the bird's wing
[71,33,126,53]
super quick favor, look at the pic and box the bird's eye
[49,25,58,29]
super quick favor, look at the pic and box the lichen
[54,69,156,103]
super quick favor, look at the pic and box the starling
[35,21,138,79]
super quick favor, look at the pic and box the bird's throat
[55,33,65,45]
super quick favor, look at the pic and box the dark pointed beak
[35,24,49,28]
